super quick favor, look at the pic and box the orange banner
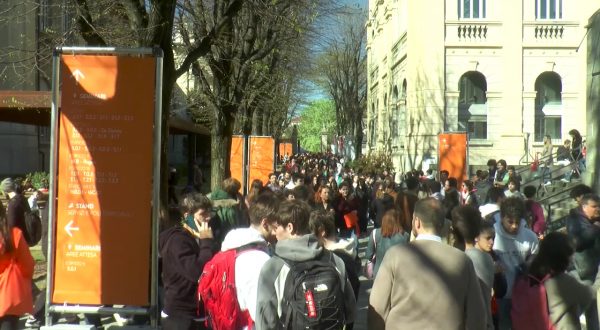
[438,133,468,186]
[279,142,292,159]
[230,136,244,186]
[53,55,155,305]
[248,137,275,186]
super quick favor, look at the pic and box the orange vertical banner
[53,55,155,305]
[230,136,244,185]
[279,142,292,160]
[438,133,468,186]
[248,137,275,186]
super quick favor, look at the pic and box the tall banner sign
[230,136,275,190]
[279,142,292,160]
[230,136,244,186]
[438,132,468,186]
[52,54,156,305]
[248,137,275,186]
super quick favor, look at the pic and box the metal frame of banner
[46,46,162,327]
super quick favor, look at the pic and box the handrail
[519,158,576,190]
[537,184,576,204]
[516,149,557,176]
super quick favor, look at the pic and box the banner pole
[45,48,62,326]
[150,47,164,328]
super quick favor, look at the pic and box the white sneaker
[25,315,41,328]
[561,178,570,183]
[544,181,552,186]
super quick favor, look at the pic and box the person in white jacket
[219,193,280,329]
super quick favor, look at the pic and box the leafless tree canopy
[316,6,367,158]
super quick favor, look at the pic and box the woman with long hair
[314,185,335,215]
[245,179,263,208]
[0,202,34,329]
[365,209,409,277]
[513,232,596,329]
[461,180,478,207]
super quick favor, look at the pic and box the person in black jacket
[566,193,600,330]
[0,178,27,234]
[159,193,217,330]
[370,181,395,229]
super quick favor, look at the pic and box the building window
[536,0,562,19]
[391,86,399,146]
[458,71,487,139]
[458,0,486,19]
[535,72,562,142]
[370,103,376,147]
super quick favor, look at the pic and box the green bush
[349,152,395,175]
[26,172,49,190]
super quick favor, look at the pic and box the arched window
[535,72,562,142]
[458,71,487,139]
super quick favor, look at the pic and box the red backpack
[198,247,260,330]
[511,273,555,330]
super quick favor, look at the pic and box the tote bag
[0,258,33,316]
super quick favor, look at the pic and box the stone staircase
[516,160,582,233]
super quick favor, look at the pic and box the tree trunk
[210,109,235,190]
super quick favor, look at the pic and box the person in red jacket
[0,202,34,329]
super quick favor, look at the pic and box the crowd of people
[0,146,598,329]
[154,150,599,330]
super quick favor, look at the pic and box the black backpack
[23,209,42,247]
[278,250,346,330]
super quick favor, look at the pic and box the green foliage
[349,152,395,175]
[25,172,49,190]
[298,99,336,152]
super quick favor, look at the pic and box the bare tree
[317,7,367,158]
[67,0,247,200]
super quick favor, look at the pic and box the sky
[303,0,368,107]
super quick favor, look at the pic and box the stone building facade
[366,0,599,176]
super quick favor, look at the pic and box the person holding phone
[159,193,216,330]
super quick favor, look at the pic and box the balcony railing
[534,25,564,39]
[458,24,488,40]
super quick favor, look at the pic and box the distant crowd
[0,143,597,329]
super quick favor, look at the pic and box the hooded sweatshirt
[220,227,271,326]
[492,220,539,298]
[255,234,356,330]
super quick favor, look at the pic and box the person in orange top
[0,202,34,329]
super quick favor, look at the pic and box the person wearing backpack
[511,232,597,330]
[255,199,356,330]
[199,193,280,330]
[368,198,486,329]
[159,193,216,330]
[309,210,360,330]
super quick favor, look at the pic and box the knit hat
[0,178,16,193]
